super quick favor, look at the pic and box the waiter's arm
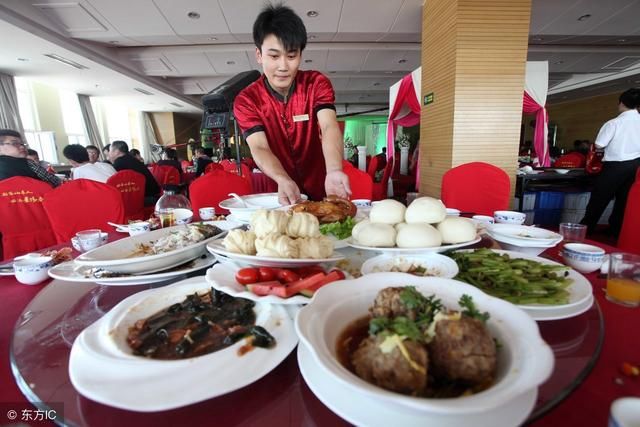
[318,109,351,198]
[246,131,301,205]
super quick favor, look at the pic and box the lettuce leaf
[319,216,356,240]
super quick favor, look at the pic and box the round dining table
[0,234,638,426]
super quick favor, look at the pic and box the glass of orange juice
[606,253,640,307]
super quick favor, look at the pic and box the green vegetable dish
[319,216,356,240]
[449,248,572,305]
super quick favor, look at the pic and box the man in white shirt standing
[582,88,640,236]
[63,144,116,183]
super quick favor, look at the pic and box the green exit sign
[424,93,434,105]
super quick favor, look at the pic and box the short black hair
[619,88,640,109]
[163,147,177,160]
[63,144,89,163]
[27,149,38,157]
[130,148,141,156]
[111,140,129,154]
[253,4,307,52]
[85,145,99,152]
[103,144,110,152]
[0,129,22,141]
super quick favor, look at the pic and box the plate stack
[487,224,563,255]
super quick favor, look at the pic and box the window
[60,90,88,146]
[24,131,58,163]
[15,78,38,132]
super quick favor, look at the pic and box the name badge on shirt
[293,114,309,122]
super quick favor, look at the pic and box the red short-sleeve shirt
[233,70,336,201]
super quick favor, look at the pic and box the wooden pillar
[419,0,532,200]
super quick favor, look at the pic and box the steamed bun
[251,209,289,238]
[354,223,396,247]
[369,199,406,225]
[223,229,256,255]
[437,217,477,244]
[297,235,334,259]
[396,223,442,248]
[286,212,320,238]
[255,234,299,258]
[405,197,446,224]
[351,219,370,242]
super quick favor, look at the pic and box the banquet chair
[372,157,394,201]
[189,169,253,218]
[342,161,373,200]
[0,177,57,259]
[181,160,192,173]
[204,162,224,174]
[43,179,125,243]
[106,170,145,222]
[618,170,640,255]
[149,164,180,186]
[553,152,586,168]
[441,162,510,216]
[366,155,380,178]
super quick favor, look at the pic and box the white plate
[49,253,216,286]
[360,253,459,278]
[219,193,308,222]
[347,236,481,254]
[488,224,562,243]
[206,240,345,268]
[205,263,311,305]
[454,249,593,320]
[75,224,226,274]
[68,277,298,412]
[298,344,537,427]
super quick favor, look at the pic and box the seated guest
[157,147,183,179]
[193,147,213,177]
[0,129,61,187]
[130,148,145,164]
[26,149,51,169]
[63,144,116,183]
[86,145,100,164]
[109,140,160,205]
[102,144,111,164]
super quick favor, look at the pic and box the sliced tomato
[297,265,326,278]
[235,268,259,285]
[277,268,300,283]
[246,281,287,298]
[258,267,278,282]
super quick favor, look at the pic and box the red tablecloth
[250,172,278,194]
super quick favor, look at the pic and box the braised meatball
[370,287,419,320]
[351,335,428,395]
[428,316,496,384]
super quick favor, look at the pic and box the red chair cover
[618,175,640,255]
[220,161,252,185]
[204,162,224,174]
[372,157,394,201]
[0,177,57,259]
[43,179,125,243]
[106,170,145,222]
[149,164,180,186]
[342,161,373,200]
[181,160,192,173]
[553,152,586,168]
[441,162,510,216]
[189,169,253,217]
[366,155,380,179]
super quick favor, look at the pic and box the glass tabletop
[11,248,604,426]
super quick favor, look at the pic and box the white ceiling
[0,0,639,114]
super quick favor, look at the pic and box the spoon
[107,221,129,230]
[228,193,260,208]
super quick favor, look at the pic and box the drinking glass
[559,223,586,243]
[606,253,640,307]
[76,229,102,251]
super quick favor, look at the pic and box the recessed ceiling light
[208,36,218,41]
[385,71,393,74]
[617,38,627,43]
[577,14,591,21]
[226,60,235,65]
[304,59,312,63]
[188,11,200,19]
[307,10,319,18]
[43,53,89,70]
[17,58,28,61]
[309,35,317,40]
[398,59,407,64]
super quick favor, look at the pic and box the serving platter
[360,253,459,278]
[487,224,562,243]
[347,236,481,254]
[68,277,298,412]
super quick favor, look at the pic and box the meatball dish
[337,286,497,397]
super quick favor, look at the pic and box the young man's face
[0,136,28,158]
[256,34,302,96]
[87,148,99,163]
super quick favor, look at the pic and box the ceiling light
[134,87,154,95]
[385,71,393,74]
[208,36,218,41]
[43,53,89,70]
[618,38,627,43]
[17,58,28,62]
[306,10,319,18]
[170,102,183,108]
[398,59,407,64]
[309,35,317,40]
[577,14,591,21]
[226,60,235,65]
[188,11,200,19]
[304,59,312,63]
[532,36,544,41]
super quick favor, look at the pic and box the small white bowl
[198,207,216,220]
[554,169,570,175]
[14,255,53,285]
[128,222,151,236]
[71,232,108,252]
[562,243,605,274]
[351,199,372,208]
[494,211,526,225]
[610,397,640,427]
[174,208,193,225]
[446,208,461,217]
[360,253,459,278]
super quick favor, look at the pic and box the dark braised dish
[337,286,497,398]
[127,288,275,359]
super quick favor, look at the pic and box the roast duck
[290,195,357,224]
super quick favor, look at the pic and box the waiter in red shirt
[234,4,351,205]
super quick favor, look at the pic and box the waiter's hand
[325,170,352,199]
[277,178,302,206]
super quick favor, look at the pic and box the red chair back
[43,179,125,243]
[106,170,145,222]
[181,160,192,173]
[149,164,180,186]
[205,162,224,174]
[441,162,510,216]
[372,157,394,201]
[553,152,586,168]
[0,177,57,259]
[342,161,373,200]
[189,170,253,217]
[366,155,380,179]
[618,172,640,255]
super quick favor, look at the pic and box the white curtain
[0,73,24,134]
[138,111,162,163]
[78,94,104,150]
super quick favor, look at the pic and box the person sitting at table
[26,149,51,170]
[0,129,61,187]
[102,144,111,164]
[108,140,160,206]
[193,147,213,177]
[62,144,116,183]
[85,145,100,164]
[129,148,145,164]
[233,4,351,204]
[157,147,183,179]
